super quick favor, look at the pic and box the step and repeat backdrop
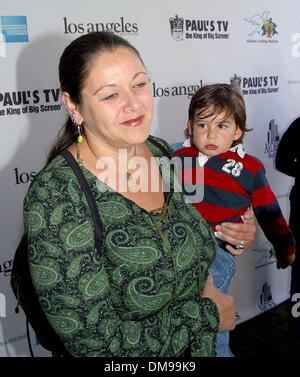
[1,0,300,356]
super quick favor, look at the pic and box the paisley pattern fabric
[24,136,219,357]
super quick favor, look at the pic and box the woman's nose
[123,90,140,112]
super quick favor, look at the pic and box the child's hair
[185,83,252,147]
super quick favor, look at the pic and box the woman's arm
[202,275,235,331]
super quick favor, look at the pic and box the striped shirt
[175,145,296,257]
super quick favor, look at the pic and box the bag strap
[147,136,175,204]
[147,135,174,160]
[60,150,103,252]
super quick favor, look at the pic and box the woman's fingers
[225,243,245,256]
[215,219,256,251]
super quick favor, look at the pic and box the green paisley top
[24,136,219,357]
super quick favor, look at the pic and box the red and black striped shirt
[175,145,295,257]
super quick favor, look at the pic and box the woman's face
[74,47,153,150]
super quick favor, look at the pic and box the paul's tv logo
[169,15,184,41]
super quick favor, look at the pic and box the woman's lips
[205,144,218,150]
[121,115,144,126]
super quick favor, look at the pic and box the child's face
[190,108,242,158]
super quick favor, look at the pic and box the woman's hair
[47,31,144,162]
[185,83,252,147]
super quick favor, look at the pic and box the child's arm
[250,165,296,269]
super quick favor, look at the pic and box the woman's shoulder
[147,135,175,158]
[25,153,76,202]
[34,154,73,182]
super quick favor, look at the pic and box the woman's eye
[133,82,147,88]
[102,93,118,101]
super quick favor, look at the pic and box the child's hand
[276,253,295,269]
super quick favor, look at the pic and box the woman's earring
[69,113,84,143]
[77,124,84,143]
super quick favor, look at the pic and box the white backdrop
[1,0,300,356]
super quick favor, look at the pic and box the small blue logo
[0,16,29,43]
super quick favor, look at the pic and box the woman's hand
[202,275,236,332]
[215,208,256,256]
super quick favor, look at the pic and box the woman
[24,31,255,356]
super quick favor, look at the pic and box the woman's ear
[61,92,84,125]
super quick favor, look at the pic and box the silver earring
[69,113,77,126]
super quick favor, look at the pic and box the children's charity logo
[244,11,278,38]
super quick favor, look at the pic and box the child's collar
[182,139,245,166]
[229,143,245,158]
[183,138,245,158]
[195,142,245,167]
